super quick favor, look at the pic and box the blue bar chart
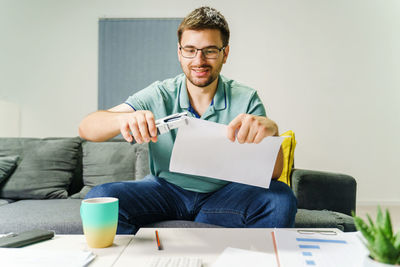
[274,229,368,267]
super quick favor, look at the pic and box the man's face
[178,29,229,88]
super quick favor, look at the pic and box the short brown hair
[177,7,230,47]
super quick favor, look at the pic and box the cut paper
[170,117,284,188]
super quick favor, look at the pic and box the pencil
[155,230,162,250]
[271,231,281,267]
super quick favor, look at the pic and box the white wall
[0,0,399,204]
[0,100,20,137]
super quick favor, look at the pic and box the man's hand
[227,114,279,144]
[118,110,158,144]
[227,114,283,179]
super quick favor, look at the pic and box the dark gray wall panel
[99,18,182,109]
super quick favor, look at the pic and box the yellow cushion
[277,130,296,186]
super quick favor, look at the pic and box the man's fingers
[127,118,143,144]
[118,111,159,144]
[253,120,272,143]
[145,112,157,138]
[245,124,258,143]
[237,114,257,143]
[236,121,250,144]
[227,121,240,141]
[227,114,244,142]
[136,115,151,142]
[120,124,133,143]
[254,130,266,144]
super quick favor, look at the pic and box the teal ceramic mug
[80,197,119,248]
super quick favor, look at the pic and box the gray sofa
[0,137,357,234]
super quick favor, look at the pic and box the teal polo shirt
[125,73,266,193]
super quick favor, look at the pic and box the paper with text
[170,117,284,188]
[211,247,277,267]
[274,229,368,267]
[0,248,96,267]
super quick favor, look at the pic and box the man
[79,7,297,234]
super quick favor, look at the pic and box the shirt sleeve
[246,91,267,117]
[124,81,161,111]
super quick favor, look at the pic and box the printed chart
[273,229,368,267]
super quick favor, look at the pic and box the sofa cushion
[0,138,81,199]
[0,200,220,234]
[71,141,149,199]
[0,198,14,207]
[0,155,19,184]
[0,199,83,234]
[144,220,222,228]
[291,169,357,216]
[295,208,356,232]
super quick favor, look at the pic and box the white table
[28,234,132,267]
[7,228,343,266]
[114,228,278,267]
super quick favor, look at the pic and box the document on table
[211,247,278,267]
[273,229,369,267]
[170,117,284,189]
[0,248,96,267]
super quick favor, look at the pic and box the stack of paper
[0,248,96,267]
[211,247,277,267]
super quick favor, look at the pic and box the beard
[187,73,216,87]
[181,62,223,88]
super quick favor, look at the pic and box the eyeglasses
[179,46,225,59]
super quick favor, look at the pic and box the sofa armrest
[291,168,357,216]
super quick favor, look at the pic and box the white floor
[356,204,400,233]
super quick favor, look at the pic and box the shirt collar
[179,75,227,111]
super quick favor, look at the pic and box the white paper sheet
[211,247,277,267]
[170,117,284,188]
[274,229,369,267]
[0,248,96,267]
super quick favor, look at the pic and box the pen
[155,230,162,250]
[2,232,17,238]
[297,229,337,235]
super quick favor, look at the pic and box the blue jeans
[85,175,297,234]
